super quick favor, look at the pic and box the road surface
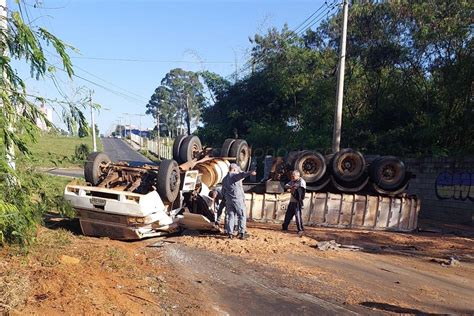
[101,137,152,163]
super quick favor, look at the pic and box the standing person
[221,163,256,240]
[282,170,306,236]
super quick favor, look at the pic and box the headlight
[127,216,146,225]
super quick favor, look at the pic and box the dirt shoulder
[1,222,473,315]
[167,223,474,314]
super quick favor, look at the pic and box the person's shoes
[281,228,288,232]
[228,234,233,239]
[297,231,304,237]
[239,233,247,240]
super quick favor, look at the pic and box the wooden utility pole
[332,0,349,153]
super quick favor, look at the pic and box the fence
[129,133,173,160]
[146,138,173,159]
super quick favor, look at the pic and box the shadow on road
[360,302,442,315]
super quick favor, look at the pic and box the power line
[237,0,340,77]
[70,56,235,64]
[297,1,340,36]
[73,64,148,102]
[47,62,148,104]
[291,1,329,35]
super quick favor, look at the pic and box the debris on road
[431,256,461,267]
[315,240,363,251]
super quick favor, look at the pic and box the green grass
[25,133,103,168]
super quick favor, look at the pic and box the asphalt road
[101,137,152,163]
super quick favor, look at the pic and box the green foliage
[146,68,206,137]
[0,164,74,247]
[73,144,90,162]
[78,123,90,138]
[26,134,100,168]
[0,3,88,246]
[198,2,473,157]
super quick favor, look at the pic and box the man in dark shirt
[221,163,256,239]
[282,170,306,236]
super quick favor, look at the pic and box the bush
[0,164,75,247]
[73,144,90,162]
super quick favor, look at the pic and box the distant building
[36,103,53,131]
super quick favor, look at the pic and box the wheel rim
[336,153,363,178]
[169,169,179,192]
[191,143,201,159]
[238,147,249,169]
[378,163,402,184]
[302,157,320,175]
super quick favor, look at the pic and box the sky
[9,0,329,135]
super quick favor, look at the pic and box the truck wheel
[179,136,202,163]
[172,135,187,163]
[294,151,326,183]
[220,138,236,157]
[331,148,366,183]
[369,156,406,191]
[229,139,250,171]
[157,159,181,204]
[84,152,111,185]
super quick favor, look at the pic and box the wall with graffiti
[435,172,473,201]
[405,158,474,225]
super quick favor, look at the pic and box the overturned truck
[64,136,252,239]
[64,136,419,240]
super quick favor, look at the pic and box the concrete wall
[405,157,474,225]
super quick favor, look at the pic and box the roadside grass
[139,149,160,163]
[25,133,103,168]
[0,265,30,313]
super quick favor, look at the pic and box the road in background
[101,137,152,163]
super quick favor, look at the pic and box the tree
[0,2,87,246]
[198,2,473,157]
[146,68,205,136]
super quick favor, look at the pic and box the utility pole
[90,90,97,152]
[122,113,132,144]
[1,0,14,171]
[133,113,145,150]
[332,0,349,154]
[117,117,123,138]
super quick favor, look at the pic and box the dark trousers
[282,202,304,232]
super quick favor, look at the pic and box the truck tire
[172,135,187,163]
[220,138,236,157]
[179,135,202,163]
[369,156,406,191]
[331,148,366,183]
[294,150,326,183]
[84,152,111,185]
[157,159,181,204]
[229,139,250,171]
